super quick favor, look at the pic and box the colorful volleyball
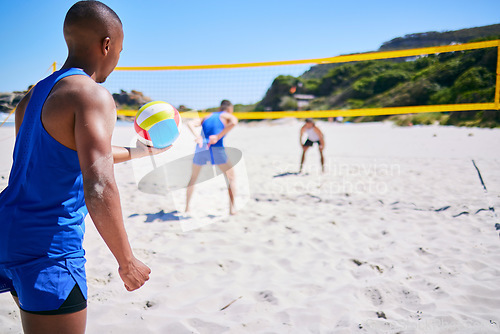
[134,101,182,148]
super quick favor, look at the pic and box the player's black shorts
[11,284,87,315]
[304,139,320,147]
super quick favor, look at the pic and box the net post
[495,41,500,109]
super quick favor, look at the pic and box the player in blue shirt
[0,2,167,333]
[186,100,239,215]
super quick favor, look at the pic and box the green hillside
[301,23,500,80]
[256,25,500,127]
[380,23,500,51]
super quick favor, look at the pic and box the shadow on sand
[273,171,304,178]
[129,210,188,223]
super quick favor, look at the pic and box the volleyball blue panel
[147,119,180,148]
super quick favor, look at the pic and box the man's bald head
[64,1,122,48]
[63,1,123,83]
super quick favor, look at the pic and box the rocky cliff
[0,91,26,112]
[112,90,152,109]
[0,89,152,114]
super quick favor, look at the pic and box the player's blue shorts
[193,145,228,165]
[0,257,87,314]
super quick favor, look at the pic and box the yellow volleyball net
[92,40,500,119]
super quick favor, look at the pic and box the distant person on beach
[0,2,168,333]
[299,118,325,173]
[186,100,238,215]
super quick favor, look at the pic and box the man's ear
[102,37,111,55]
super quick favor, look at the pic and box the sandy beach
[1,119,499,334]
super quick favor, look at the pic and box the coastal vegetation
[255,24,500,127]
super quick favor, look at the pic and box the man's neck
[61,55,98,82]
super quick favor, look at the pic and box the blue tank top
[201,111,226,147]
[0,68,89,266]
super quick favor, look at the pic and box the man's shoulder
[52,75,114,109]
[219,111,237,122]
[56,75,109,98]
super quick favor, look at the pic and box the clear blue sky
[0,0,499,94]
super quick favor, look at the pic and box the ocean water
[0,113,134,127]
[0,112,15,125]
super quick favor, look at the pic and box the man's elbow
[83,174,116,203]
[188,119,201,127]
[83,180,107,203]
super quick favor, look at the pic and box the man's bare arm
[314,127,325,148]
[207,113,238,147]
[14,89,33,135]
[186,118,205,147]
[186,118,202,136]
[74,84,150,291]
[299,125,306,146]
[112,142,171,164]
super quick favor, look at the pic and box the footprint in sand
[256,290,278,305]
[364,287,383,306]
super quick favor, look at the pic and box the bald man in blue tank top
[186,100,239,215]
[0,2,168,333]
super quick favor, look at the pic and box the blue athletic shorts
[193,146,228,165]
[0,257,87,314]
